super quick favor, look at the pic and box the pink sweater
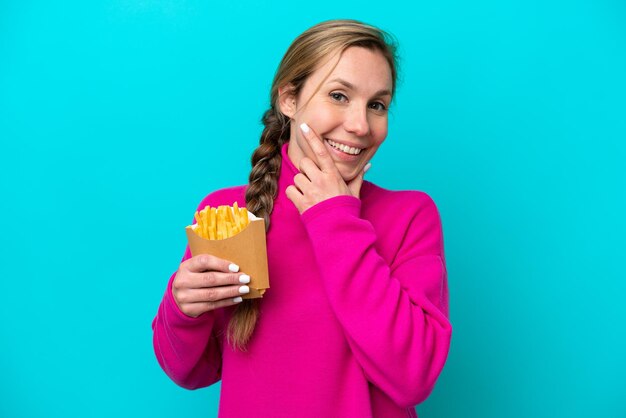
[152,143,452,417]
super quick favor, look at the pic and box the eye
[369,101,387,112]
[329,92,348,102]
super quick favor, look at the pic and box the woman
[152,19,452,418]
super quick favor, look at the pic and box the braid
[226,106,289,352]
[244,107,290,229]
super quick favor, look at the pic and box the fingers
[285,184,299,200]
[293,172,310,192]
[175,283,250,304]
[183,254,239,274]
[181,294,245,317]
[285,184,305,213]
[185,270,251,289]
[297,157,320,181]
[299,123,338,173]
[347,167,365,198]
[347,162,370,197]
[172,267,252,317]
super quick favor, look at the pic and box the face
[279,46,393,182]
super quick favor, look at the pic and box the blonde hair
[226,19,399,351]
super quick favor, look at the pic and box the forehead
[307,46,393,94]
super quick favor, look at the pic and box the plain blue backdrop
[1,1,624,417]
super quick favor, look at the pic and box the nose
[344,104,370,137]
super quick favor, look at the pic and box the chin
[339,169,359,183]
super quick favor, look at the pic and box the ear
[278,83,297,119]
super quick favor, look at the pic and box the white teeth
[325,139,363,155]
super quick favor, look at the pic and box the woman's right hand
[172,254,250,317]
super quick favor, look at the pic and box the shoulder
[361,180,441,221]
[359,181,445,261]
[194,185,247,212]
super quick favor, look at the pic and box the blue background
[1,1,624,417]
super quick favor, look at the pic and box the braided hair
[225,107,289,352]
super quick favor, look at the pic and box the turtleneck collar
[275,142,298,206]
[280,142,298,175]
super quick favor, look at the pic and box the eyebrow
[328,77,392,98]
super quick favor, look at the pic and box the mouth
[324,138,364,156]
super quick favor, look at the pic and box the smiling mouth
[324,138,364,155]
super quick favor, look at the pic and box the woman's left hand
[286,123,367,214]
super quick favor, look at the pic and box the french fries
[193,202,250,240]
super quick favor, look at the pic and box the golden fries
[193,203,250,240]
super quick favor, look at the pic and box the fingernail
[300,122,310,134]
[364,162,372,173]
[239,285,250,294]
[233,296,243,303]
[229,263,240,273]
[239,274,251,284]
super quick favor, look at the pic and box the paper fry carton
[185,210,269,299]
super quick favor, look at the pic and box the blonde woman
[152,19,452,417]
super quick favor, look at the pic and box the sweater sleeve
[300,194,452,408]
[151,216,223,389]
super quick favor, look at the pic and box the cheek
[371,119,388,145]
[306,102,343,132]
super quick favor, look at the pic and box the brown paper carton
[185,210,269,299]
